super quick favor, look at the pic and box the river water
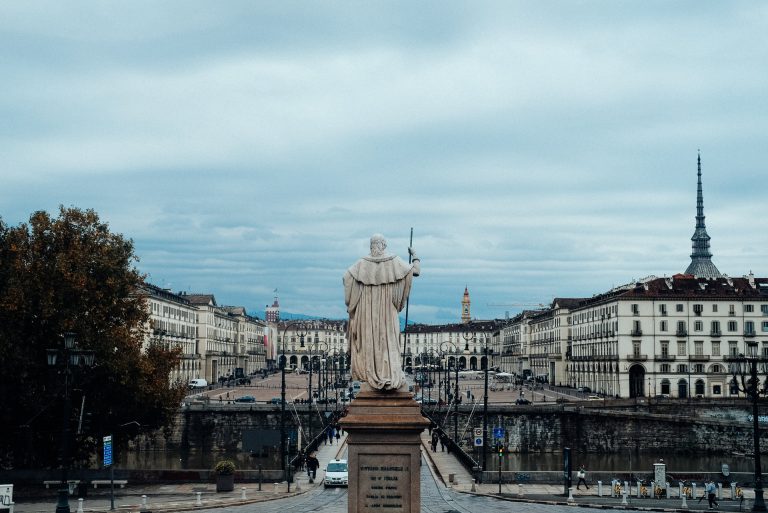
[118,447,757,474]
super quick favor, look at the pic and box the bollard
[567,487,575,503]
[666,482,670,497]
[77,498,84,513]
[141,495,148,509]
[295,480,301,492]
[679,482,684,498]
[637,481,642,498]
[241,487,247,500]
[518,483,523,498]
[471,479,476,493]
[717,482,722,500]
[650,481,655,498]
[621,490,628,505]
[692,483,697,500]
[731,482,737,500]
[611,479,616,498]
[681,493,688,509]
[195,491,202,506]
[624,480,629,495]
[258,465,262,491]
[598,481,603,497]
[273,482,279,494]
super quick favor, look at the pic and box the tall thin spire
[684,151,722,278]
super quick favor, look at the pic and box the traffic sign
[103,435,113,467]
[473,428,482,437]
[473,436,483,447]
[493,427,505,439]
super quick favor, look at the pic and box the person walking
[706,479,719,509]
[576,464,589,490]
[430,431,438,452]
[306,452,320,483]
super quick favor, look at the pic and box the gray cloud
[1,1,766,323]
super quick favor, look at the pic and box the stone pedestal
[341,388,429,513]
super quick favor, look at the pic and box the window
[694,321,703,332]
[695,379,705,395]
[694,364,705,373]
[660,364,671,373]
[763,321,768,332]
[660,320,668,332]
[745,304,754,313]
[659,304,667,315]
[677,364,688,373]
[746,321,755,334]
[694,341,703,355]
[676,304,684,312]
[712,304,718,313]
[661,379,671,395]
[762,305,768,315]
[712,384,722,395]
[711,364,723,373]
[633,341,641,356]
[694,304,703,316]
[711,321,721,335]
[677,321,687,334]
[677,341,686,356]
[661,341,669,357]
[631,304,639,315]
[729,341,738,356]
[632,320,642,335]
[763,343,768,358]
[729,304,735,316]
[712,341,720,356]
[728,321,738,332]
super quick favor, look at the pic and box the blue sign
[103,435,113,467]
[493,427,505,439]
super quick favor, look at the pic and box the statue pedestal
[341,388,429,513]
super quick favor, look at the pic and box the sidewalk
[11,433,348,513]
[419,428,756,512]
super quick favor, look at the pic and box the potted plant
[213,460,235,492]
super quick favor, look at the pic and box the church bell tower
[461,286,471,323]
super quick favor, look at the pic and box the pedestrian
[576,464,589,490]
[306,452,319,483]
[335,428,341,443]
[327,426,334,445]
[430,431,438,452]
[706,479,719,509]
[439,433,447,452]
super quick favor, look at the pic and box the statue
[343,234,420,391]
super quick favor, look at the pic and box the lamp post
[306,336,327,442]
[464,327,489,473]
[730,354,768,512]
[46,332,95,513]
[441,341,460,442]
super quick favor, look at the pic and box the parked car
[587,395,602,401]
[577,386,591,393]
[515,398,531,405]
[235,395,256,403]
[324,459,348,488]
[269,397,284,404]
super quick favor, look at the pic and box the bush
[213,460,236,475]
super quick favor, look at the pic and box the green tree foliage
[0,207,185,469]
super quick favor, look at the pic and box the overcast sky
[2,2,767,324]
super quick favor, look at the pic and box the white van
[188,379,208,389]
[324,459,348,488]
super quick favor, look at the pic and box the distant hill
[251,310,413,330]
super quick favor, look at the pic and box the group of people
[324,424,342,444]
[428,424,450,453]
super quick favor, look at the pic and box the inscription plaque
[359,454,410,513]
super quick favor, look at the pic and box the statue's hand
[408,247,417,259]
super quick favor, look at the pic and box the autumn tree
[0,207,185,469]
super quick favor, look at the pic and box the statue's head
[370,234,387,257]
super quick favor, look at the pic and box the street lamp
[441,341,460,443]
[306,336,327,442]
[464,328,490,473]
[729,353,768,512]
[279,322,293,479]
[46,332,95,513]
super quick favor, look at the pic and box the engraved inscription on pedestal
[359,454,410,513]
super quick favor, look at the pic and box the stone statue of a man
[343,234,420,391]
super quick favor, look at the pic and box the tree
[0,206,185,469]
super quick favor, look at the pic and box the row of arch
[405,356,489,371]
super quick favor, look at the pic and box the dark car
[515,398,531,405]
[577,386,591,393]
[235,395,256,403]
